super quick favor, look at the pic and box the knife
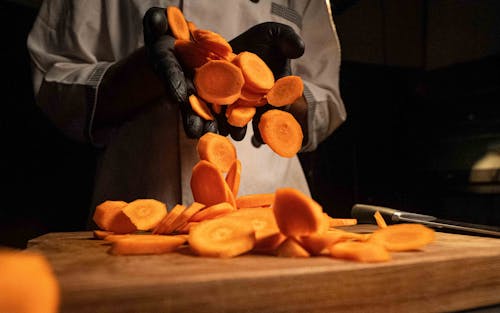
[351,204,500,238]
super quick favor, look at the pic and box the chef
[27,0,345,226]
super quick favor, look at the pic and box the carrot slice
[276,237,310,258]
[93,230,114,240]
[166,6,190,41]
[0,250,60,313]
[152,204,186,234]
[236,193,275,209]
[330,241,391,262]
[122,199,168,231]
[174,39,212,69]
[374,211,388,229]
[169,202,206,234]
[93,200,137,234]
[266,75,304,107]
[226,104,256,127]
[194,60,244,105]
[187,21,197,37]
[104,234,133,243]
[196,132,237,172]
[109,234,187,255]
[189,94,214,120]
[211,103,222,114]
[240,87,266,103]
[327,228,371,241]
[188,216,256,258]
[325,215,358,227]
[369,223,435,252]
[225,159,241,197]
[232,51,275,93]
[189,202,235,222]
[192,29,233,57]
[298,231,345,256]
[177,221,199,234]
[191,160,232,206]
[258,109,303,158]
[273,188,324,237]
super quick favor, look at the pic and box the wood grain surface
[27,225,500,313]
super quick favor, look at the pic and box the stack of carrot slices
[168,6,304,158]
[93,132,435,261]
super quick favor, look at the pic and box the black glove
[229,22,305,147]
[143,7,217,138]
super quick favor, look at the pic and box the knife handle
[351,204,398,224]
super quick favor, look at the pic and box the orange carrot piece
[226,104,256,127]
[298,231,345,256]
[0,250,60,313]
[152,204,186,234]
[189,94,214,120]
[174,39,211,69]
[93,200,137,234]
[192,29,233,57]
[240,87,266,103]
[276,237,310,258]
[327,228,371,241]
[93,230,114,240]
[188,216,256,258]
[122,199,168,231]
[266,75,304,107]
[330,241,391,262]
[211,103,222,114]
[232,51,275,93]
[166,6,190,41]
[169,202,206,234]
[236,193,275,209]
[189,202,235,222]
[258,109,303,158]
[369,223,435,252]
[194,60,244,105]
[326,216,358,227]
[187,20,197,37]
[104,234,133,243]
[273,188,324,237]
[191,160,232,206]
[225,159,241,197]
[196,132,237,172]
[177,221,199,234]
[109,234,187,255]
[374,211,388,229]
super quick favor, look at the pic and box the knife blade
[351,204,500,238]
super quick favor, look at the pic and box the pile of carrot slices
[168,6,304,158]
[93,132,435,261]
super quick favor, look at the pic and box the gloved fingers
[229,125,247,141]
[215,108,230,137]
[203,119,218,134]
[270,22,305,60]
[181,105,205,139]
[155,53,188,103]
[250,105,269,147]
[143,7,169,46]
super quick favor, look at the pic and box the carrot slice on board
[266,75,304,107]
[225,159,241,197]
[189,202,235,222]
[188,216,256,258]
[166,6,190,41]
[122,199,168,231]
[236,193,275,209]
[0,250,60,313]
[93,200,137,234]
[192,29,233,57]
[196,132,237,172]
[109,234,187,255]
[330,241,391,262]
[325,215,358,227]
[177,221,199,234]
[226,104,256,127]
[369,223,435,251]
[258,109,303,158]
[169,202,206,234]
[273,187,324,237]
[328,228,371,241]
[191,160,231,206]
[298,232,344,256]
[276,237,310,258]
[189,94,214,120]
[374,211,388,229]
[232,51,275,93]
[104,234,133,243]
[93,230,114,240]
[152,204,186,234]
[194,60,244,105]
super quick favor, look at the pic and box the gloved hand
[229,22,305,147]
[143,7,217,138]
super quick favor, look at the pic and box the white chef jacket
[27,0,346,215]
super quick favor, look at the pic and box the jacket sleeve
[27,0,114,146]
[293,0,346,151]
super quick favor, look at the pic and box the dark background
[1,0,499,248]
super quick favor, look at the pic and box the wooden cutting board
[27,225,500,313]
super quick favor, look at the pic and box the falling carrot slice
[192,29,233,58]
[232,51,275,93]
[225,159,241,197]
[276,238,310,258]
[273,188,324,237]
[298,231,345,256]
[166,6,190,41]
[191,160,232,206]
[330,241,391,262]
[324,214,358,227]
[93,200,137,234]
[369,223,435,252]
[174,39,212,69]
[236,193,275,209]
[122,199,168,231]
[266,75,304,107]
[109,234,187,255]
[188,216,256,258]
[373,211,388,229]
[194,60,245,105]
[189,202,235,222]
[189,94,214,120]
[226,104,256,127]
[258,109,303,158]
[196,132,237,172]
